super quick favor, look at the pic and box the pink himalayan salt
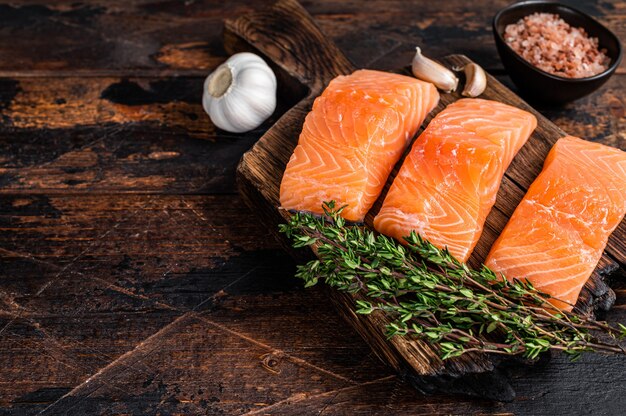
[504,12,610,78]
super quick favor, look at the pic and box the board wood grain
[228,0,624,401]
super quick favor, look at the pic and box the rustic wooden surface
[0,0,625,414]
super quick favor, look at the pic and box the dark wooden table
[0,1,624,415]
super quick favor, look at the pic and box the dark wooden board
[231,0,626,400]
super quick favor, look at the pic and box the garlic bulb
[202,52,277,133]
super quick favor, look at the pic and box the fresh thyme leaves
[279,201,626,361]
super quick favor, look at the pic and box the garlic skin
[202,52,277,133]
[462,63,487,98]
[411,47,459,93]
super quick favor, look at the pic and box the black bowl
[493,1,622,104]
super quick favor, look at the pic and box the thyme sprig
[279,201,626,361]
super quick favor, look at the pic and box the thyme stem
[279,202,626,361]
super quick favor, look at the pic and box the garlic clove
[237,66,277,93]
[204,95,236,132]
[223,87,276,133]
[462,63,487,98]
[411,47,459,93]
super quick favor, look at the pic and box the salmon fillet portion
[485,136,626,311]
[374,98,537,262]
[280,69,440,222]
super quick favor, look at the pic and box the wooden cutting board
[225,0,625,401]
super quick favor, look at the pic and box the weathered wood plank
[0,75,300,133]
[0,264,181,408]
[0,192,356,413]
[0,124,260,194]
[0,74,621,196]
[0,1,621,76]
[0,194,288,303]
[5,281,624,415]
[19,312,363,415]
[0,70,304,194]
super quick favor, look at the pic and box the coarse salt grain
[504,12,610,78]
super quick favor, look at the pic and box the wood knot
[259,352,281,374]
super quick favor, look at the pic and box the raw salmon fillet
[374,98,536,262]
[280,69,439,222]
[485,136,626,311]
